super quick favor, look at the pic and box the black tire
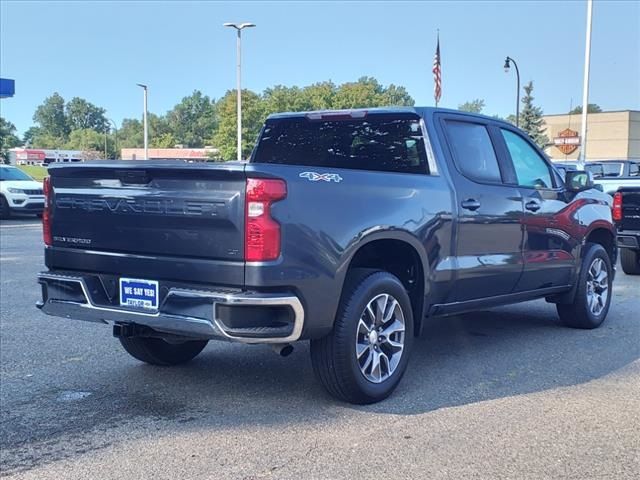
[0,196,10,219]
[310,269,414,404]
[557,243,613,329]
[620,248,640,275]
[119,336,208,366]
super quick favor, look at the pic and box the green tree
[165,90,217,147]
[30,133,67,149]
[213,89,264,161]
[66,128,113,158]
[332,77,414,109]
[505,114,518,125]
[569,104,602,114]
[1,117,21,164]
[299,81,337,110]
[153,132,177,148]
[65,97,108,132]
[149,113,171,143]
[22,127,42,147]
[33,92,69,139]
[263,85,306,114]
[458,99,485,113]
[382,84,414,106]
[117,119,143,148]
[519,81,548,148]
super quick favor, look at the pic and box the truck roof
[266,106,505,125]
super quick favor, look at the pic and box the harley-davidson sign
[554,128,580,155]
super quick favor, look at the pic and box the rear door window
[444,121,503,183]
[252,114,428,174]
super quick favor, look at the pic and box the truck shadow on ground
[113,298,639,422]
[2,298,638,470]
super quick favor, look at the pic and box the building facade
[542,110,640,161]
[120,148,219,161]
[9,148,88,165]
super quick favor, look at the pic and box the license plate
[119,278,159,310]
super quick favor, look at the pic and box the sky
[1,0,639,136]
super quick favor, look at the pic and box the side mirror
[565,170,595,193]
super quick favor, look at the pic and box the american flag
[433,34,442,106]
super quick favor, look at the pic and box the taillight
[42,176,52,246]
[245,178,287,261]
[612,192,623,222]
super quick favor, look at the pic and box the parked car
[551,161,607,179]
[37,107,617,404]
[613,186,640,274]
[0,165,45,218]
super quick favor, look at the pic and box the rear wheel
[310,269,414,404]
[0,196,10,219]
[119,337,208,366]
[620,248,640,275]
[557,243,612,329]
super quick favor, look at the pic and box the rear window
[252,114,429,174]
[601,162,623,177]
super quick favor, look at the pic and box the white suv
[0,165,45,218]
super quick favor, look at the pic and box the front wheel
[310,269,414,404]
[119,336,208,366]
[557,243,612,329]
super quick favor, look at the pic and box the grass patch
[17,165,48,181]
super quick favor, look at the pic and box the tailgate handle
[115,170,150,185]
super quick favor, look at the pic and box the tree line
[1,77,585,163]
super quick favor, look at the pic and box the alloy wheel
[586,257,609,316]
[355,293,406,383]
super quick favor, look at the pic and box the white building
[9,148,88,165]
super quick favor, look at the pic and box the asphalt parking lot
[1,218,638,479]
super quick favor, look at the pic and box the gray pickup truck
[37,107,616,404]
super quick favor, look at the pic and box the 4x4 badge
[299,172,343,183]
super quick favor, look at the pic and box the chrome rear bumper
[37,272,304,344]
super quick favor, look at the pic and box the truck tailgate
[620,188,640,231]
[48,161,246,262]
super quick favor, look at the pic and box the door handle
[525,200,541,212]
[461,199,481,211]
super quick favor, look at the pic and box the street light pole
[224,22,255,161]
[578,0,594,169]
[504,56,520,127]
[136,83,148,159]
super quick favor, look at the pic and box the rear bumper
[37,272,304,344]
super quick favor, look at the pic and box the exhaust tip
[271,343,294,357]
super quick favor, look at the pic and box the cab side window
[445,121,502,183]
[501,129,553,189]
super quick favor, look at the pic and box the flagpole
[436,29,439,107]
[436,28,442,108]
